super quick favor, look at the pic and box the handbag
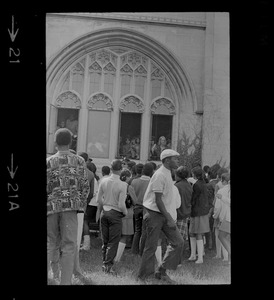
[125,185,133,208]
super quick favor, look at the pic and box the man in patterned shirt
[47,128,90,285]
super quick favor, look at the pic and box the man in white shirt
[137,149,184,283]
[96,159,128,275]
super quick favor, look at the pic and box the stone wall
[202,13,230,168]
[46,13,230,169]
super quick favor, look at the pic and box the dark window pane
[149,114,172,161]
[118,112,141,159]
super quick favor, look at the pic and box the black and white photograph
[5,3,272,293]
[46,12,230,285]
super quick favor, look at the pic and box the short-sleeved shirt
[131,175,151,206]
[142,165,178,220]
[96,173,127,213]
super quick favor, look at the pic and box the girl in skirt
[188,167,210,264]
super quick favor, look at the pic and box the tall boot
[155,245,162,266]
[188,237,197,261]
[196,239,204,264]
[114,242,126,262]
[203,235,206,255]
[80,235,90,251]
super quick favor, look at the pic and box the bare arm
[118,185,128,216]
[155,192,176,229]
[95,179,105,207]
[128,185,137,205]
[96,204,102,223]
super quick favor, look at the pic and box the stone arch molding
[55,90,82,109]
[47,27,198,113]
[151,97,176,115]
[119,95,145,113]
[87,92,113,111]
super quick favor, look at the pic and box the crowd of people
[47,128,231,285]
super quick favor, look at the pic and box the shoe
[136,275,147,284]
[102,265,117,276]
[80,245,90,251]
[188,256,196,261]
[74,272,92,285]
[155,271,176,284]
[213,255,221,259]
[47,278,58,285]
[195,259,203,264]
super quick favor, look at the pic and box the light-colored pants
[77,213,84,250]
[74,213,84,274]
[215,227,228,260]
[47,211,78,285]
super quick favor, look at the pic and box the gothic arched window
[50,46,177,160]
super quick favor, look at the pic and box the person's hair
[150,162,157,171]
[131,165,137,176]
[102,166,110,176]
[78,152,88,162]
[54,128,72,146]
[86,161,96,173]
[208,163,221,180]
[111,159,123,171]
[135,163,144,175]
[142,163,154,177]
[217,167,228,178]
[203,165,210,173]
[87,161,100,181]
[176,166,189,180]
[221,172,230,183]
[120,169,131,181]
[192,166,204,180]
[158,136,166,145]
[127,161,136,170]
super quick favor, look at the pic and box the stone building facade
[46,12,229,171]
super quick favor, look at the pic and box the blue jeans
[47,211,78,285]
[131,205,143,254]
[138,208,184,279]
[100,209,123,267]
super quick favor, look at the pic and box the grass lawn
[49,234,231,285]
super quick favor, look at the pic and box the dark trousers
[131,206,144,254]
[205,213,215,250]
[100,209,123,267]
[137,208,184,279]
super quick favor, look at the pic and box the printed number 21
[9,47,20,63]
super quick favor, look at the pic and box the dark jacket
[206,179,218,209]
[191,179,209,217]
[175,179,192,220]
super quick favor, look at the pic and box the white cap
[160,149,180,160]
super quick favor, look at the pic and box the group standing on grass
[47,128,231,285]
